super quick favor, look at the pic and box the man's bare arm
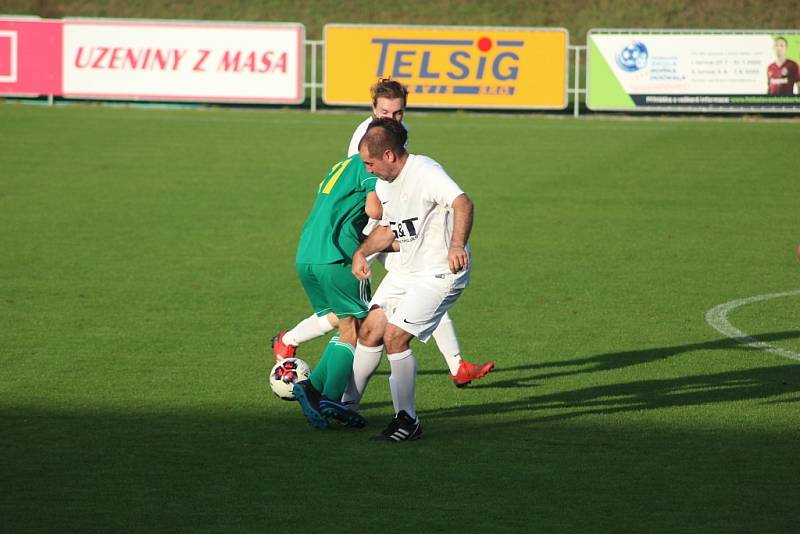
[365,192,383,220]
[448,193,473,274]
[352,225,396,280]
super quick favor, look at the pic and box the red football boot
[271,331,297,362]
[452,359,495,388]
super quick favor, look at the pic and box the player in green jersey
[291,154,381,430]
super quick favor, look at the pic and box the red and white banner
[62,19,304,103]
[0,17,305,103]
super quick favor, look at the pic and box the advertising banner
[324,24,568,109]
[62,19,305,103]
[0,17,62,96]
[588,30,800,112]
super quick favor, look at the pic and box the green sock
[319,338,355,401]
[309,336,340,392]
[309,354,327,392]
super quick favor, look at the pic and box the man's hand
[352,251,371,280]
[448,244,469,273]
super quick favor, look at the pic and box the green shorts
[296,261,371,319]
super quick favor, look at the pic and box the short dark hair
[775,36,788,46]
[371,78,409,108]
[359,117,408,157]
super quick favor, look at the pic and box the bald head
[357,117,409,182]
[359,117,408,159]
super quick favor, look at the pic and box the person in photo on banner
[347,118,474,442]
[272,78,493,388]
[767,36,800,95]
[289,153,380,431]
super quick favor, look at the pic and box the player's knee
[358,313,385,346]
[383,326,411,353]
[337,316,358,346]
[325,313,339,328]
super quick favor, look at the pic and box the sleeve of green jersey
[356,158,377,192]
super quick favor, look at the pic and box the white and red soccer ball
[269,358,311,400]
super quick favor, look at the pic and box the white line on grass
[705,289,800,362]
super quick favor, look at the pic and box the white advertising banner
[62,19,304,103]
[588,30,800,112]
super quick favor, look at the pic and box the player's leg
[384,325,417,417]
[385,251,492,386]
[274,263,336,362]
[432,312,495,387]
[371,272,468,442]
[341,269,406,409]
[273,312,337,360]
[311,263,371,428]
[369,323,423,442]
[316,317,367,428]
[341,307,387,410]
[431,312,462,374]
[369,324,422,442]
[338,249,386,397]
[290,263,334,429]
[319,316,358,401]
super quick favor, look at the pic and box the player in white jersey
[273,79,493,388]
[347,118,474,441]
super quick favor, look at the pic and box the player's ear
[384,149,395,163]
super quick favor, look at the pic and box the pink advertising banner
[0,17,62,96]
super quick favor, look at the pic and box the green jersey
[296,154,377,264]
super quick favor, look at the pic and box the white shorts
[370,269,469,342]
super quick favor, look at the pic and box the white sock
[432,312,462,375]
[283,313,334,346]
[387,349,416,418]
[341,342,383,409]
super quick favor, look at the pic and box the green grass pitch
[1,103,799,532]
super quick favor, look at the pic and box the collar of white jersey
[392,153,416,184]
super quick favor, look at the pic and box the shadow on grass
[426,363,800,423]
[422,331,800,425]
[467,330,800,386]
[375,331,800,382]
[363,331,800,411]
[3,334,800,532]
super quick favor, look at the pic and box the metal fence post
[310,41,317,112]
[573,45,581,118]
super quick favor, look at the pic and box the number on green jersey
[318,158,352,195]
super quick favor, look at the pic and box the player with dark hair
[273,78,493,388]
[345,118,475,441]
[767,36,799,95]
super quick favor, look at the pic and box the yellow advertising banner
[324,24,569,109]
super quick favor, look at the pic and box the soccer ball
[269,358,311,401]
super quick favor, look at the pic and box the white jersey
[375,154,468,276]
[347,116,409,158]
